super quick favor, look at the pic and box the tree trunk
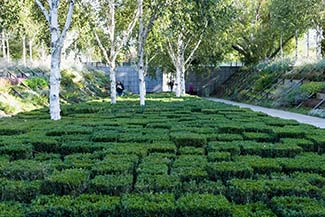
[316,26,323,60]
[6,37,10,63]
[1,31,6,59]
[23,35,27,66]
[175,65,181,97]
[307,30,310,58]
[138,0,146,106]
[109,61,117,104]
[295,30,298,61]
[180,65,186,96]
[29,39,33,65]
[49,4,61,120]
[280,34,284,60]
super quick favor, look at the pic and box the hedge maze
[0,94,325,216]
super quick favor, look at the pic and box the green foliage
[25,78,48,90]
[271,196,325,217]
[208,161,254,181]
[171,132,207,148]
[0,202,24,217]
[0,179,41,202]
[121,193,176,217]
[89,175,132,196]
[232,203,276,217]
[300,82,325,95]
[176,193,231,217]
[41,169,89,195]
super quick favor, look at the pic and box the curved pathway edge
[206,98,325,129]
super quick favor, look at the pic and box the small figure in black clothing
[116,81,125,96]
[167,79,175,92]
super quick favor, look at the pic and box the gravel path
[207,98,325,129]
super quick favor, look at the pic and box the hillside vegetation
[0,94,325,216]
[0,67,109,116]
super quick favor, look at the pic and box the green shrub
[0,202,24,217]
[300,82,325,95]
[293,172,325,188]
[176,193,231,217]
[73,194,120,217]
[137,162,169,175]
[64,153,100,169]
[0,179,41,202]
[207,152,231,162]
[92,154,138,176]
[25,136,60,153]
[280,138,315,152]
[121,193,176,217]
[25,77,48,90]
[273,126,306,138]
[0,160,48,180]
[232,203,276,217]
[41,169,89,195]
[271,196,325,217]
[135,174,181,193]
[217,124,245,134]
[215,133,244,141]
[243,132,276,142]
[148,142,177,154]
[235,155,282,174]
[89,175,132,196]
[207,141,241,155]
[241,142,303,158]
[179,147,205,155]
[171,132,207,148]
[182,180,225,195]
[0,144,33,160]
[172,167,208,182]
[207,162,253,181]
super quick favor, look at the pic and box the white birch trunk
[180,65,186,96]
[49,5,62,120]
[307,30,310,58]
[109,61,117,104]
[316,26,323,60]
[175,65,181,97]
[29,39,33,65]
[138,0,146,106]
[23,36,27,66]
[6,37,10,63]
[1,31,6,59]
[295,30,298,61]
[109,0,117,104]
[36,0,75,120]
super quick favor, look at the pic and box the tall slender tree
[35,0,75,120]
[88,0,139,104]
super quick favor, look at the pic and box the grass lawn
[0,93,325,217]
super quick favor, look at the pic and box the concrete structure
[87,62,241,96]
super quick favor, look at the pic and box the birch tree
[88,0,139,104]
[159,0,219,97]
[35,0,75,120]
[137,0,167,106]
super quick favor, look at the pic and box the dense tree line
[0,0,324,120]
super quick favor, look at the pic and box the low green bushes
[176,193,231,217]
[135,174,181,193]
[89,175,133,196]
[0,179,41,202]
[170,132,207,148]
[0,202,24,217]
[0,144,33,160]
[121,193,176,217]
[207,162,254,181]
[229,178,318,204]
[0,160,48,180]
[26,194,120,217]
[271,196,325,217]
[41,169,89,195]
[232,203,276,217]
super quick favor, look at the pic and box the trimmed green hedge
[0,202,24,217]
[207,162,254,181]
[271,196,325,217]
[176,193,231,217]
[170,132,207,148]
[121,193,176,217]
[41,169,89,195]
[89,175,133,196]
[0,179,41,202]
